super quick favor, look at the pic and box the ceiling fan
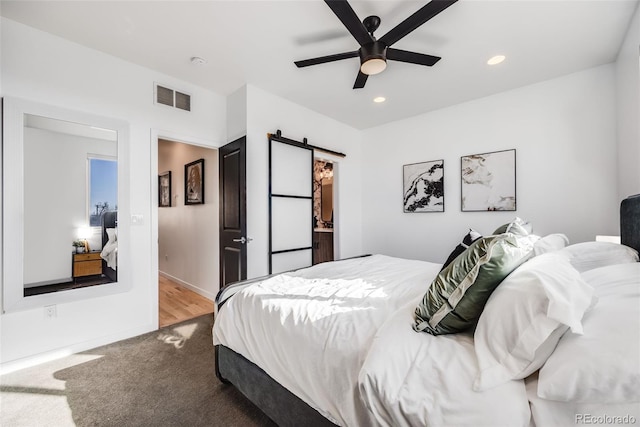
[294,0,458,89]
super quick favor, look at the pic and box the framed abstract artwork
[403,159,444,212]
[461,149,516,211]
[185,158,205,205]
[158,171,171,207]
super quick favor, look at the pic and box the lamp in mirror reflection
[77,227,92,252]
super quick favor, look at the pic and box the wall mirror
[321,177,333,223]
[2,97,131,313]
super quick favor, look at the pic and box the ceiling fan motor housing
[359,41,387,75]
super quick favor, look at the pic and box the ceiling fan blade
[294,51,359,68]
[324,0,374,46]
[387,48,441,66]
[353,71,368,89]
[379,0,458,47]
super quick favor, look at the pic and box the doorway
[313,159,335,265]
[156,138,218,326]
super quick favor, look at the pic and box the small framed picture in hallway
[159,171,172,207]
[185,158,205,205]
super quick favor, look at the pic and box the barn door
[269,134,313,274]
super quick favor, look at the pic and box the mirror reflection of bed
[24,211,117,296]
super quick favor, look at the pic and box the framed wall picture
[403,159,444,212]
[184,158,205,205]
[158,171,172,207]
[461,149,516,211]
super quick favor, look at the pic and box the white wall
[361,65,619,263]
[0,18,226,368]
[615,3,640,201]
[244,85,363,278]
[227,85,247,143]
[158,139,219,300]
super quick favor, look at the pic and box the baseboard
[158,271,216,301]
[0,322,156,375]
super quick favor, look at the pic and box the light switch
[131,214,144,225]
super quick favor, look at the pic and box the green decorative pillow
[493,217,532,236]
[414,234,535,335]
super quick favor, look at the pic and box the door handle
[232,237,252,244]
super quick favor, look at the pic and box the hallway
[158,276,214,327]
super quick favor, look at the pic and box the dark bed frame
[215,195,640,426]
[101,211,117,282]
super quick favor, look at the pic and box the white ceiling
[1,0,637,129]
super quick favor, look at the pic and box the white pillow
[537,263,640,403]
[560,241,638,273]
[473,252,595,391]
[106,228,117,244]
[532,233,569,256]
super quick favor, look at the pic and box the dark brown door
[219,136,247,288]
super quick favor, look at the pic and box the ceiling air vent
[154,83,191,112]
[175,91,191,111]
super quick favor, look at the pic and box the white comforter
[214,252,639,426]
[100,240,117,269]
[359,298,531,427]
[213,254,441,426]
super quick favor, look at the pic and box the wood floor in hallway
[159,275,214,328]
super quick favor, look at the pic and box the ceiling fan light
[361,58,387,75]
[359,41,388,75]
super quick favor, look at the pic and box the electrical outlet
[45,305,57,318]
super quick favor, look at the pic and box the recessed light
[487,55,506,65]
[373,96,386,103]
[190,56,208,66]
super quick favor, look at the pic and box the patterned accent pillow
[414,234,535,335]
[440,229,483,272]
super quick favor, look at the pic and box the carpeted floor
[0,314,276,427]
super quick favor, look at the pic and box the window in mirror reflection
[89,156,117,226]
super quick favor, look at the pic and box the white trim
[158,271,216,301]
[0,322,155,375]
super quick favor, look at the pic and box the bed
[213,195,640,426]
[100,211,118,282]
